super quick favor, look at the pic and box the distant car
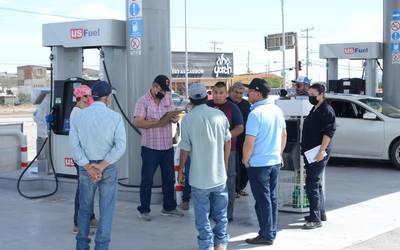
[325,94,400,169]
[171,92,190,110]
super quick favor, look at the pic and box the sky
[0,0,383,82]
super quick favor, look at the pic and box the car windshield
[359,98,400,118]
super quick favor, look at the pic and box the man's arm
[224,140,231,171]
[230,125,244,138]
[69,117,89,167]
[178,149,189,183]
[281,128,287,156]
[242,135,256,168]
[100,116,127,172]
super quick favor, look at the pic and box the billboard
[172,52,234,79]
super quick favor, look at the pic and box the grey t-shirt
[179,104,231,189]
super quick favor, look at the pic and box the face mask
[309,96,319,105]
[156,92,165,99]
[86,96,94,106]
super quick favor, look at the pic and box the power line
[0,6,83,20]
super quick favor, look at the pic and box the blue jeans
[76,163,118,250]
[192,184,228,250]
[227,151,236,220]
[74,164,95,227]
[247,164,280,241]
[137,146,177,213]
[182,158,191,202]
[304,154,329,222]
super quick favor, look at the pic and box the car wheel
[390,139,400,169]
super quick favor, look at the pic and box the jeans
[227,151,236,220]
[182,158,191,202]
[304,154,329,222]
[76,162,118,250]
[74,164,95,227]
[235,143,248,193]
[192,184,228,250]
[247,164,280,241]
[137,146,177,213]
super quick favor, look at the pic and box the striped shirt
[134,91,175,150]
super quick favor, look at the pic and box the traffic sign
[130,37,141,50]
[129,0,142,18]
[392,32,400,41]
[128,19,144,37]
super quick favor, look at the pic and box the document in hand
[304,145,327,164]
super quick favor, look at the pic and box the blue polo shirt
[246,99,286,167]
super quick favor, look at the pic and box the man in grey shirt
[178,83,231,250]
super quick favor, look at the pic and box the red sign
[392,21,400,32]
[70,28,83,39]
[64,157,75,167]
[344,47,355,54]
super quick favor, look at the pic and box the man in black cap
[69,80,127,250]
[242,78,287,246]
[134,75,183,221]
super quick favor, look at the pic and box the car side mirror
[363,112,377,120]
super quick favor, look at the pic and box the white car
[326,94,400,169]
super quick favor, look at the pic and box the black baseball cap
[153,74,171,91]
[91,80,113,97]
[244,78,271,96]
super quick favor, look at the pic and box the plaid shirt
[134,91,175,150]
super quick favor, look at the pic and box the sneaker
[161,209,184,217]
[72,225,78,234]
[138,212,152,221]
[304,214,327,222]
[302,221,322,230]
[90,218,98,228]
[245,235,273,245]
[235,193,240,199]
[180,201,190,211]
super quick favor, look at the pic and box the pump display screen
[52,78,96,135]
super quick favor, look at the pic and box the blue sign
[392,43,400,52]
[392,10,400,21]
[128,19,143,37]
[392,32,400,40]
[129,2,140,17]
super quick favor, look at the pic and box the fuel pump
[51,77,96,135]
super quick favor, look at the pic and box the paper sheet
[304,145,327,164]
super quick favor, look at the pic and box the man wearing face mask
[134,75,183,221]
[301,83,336,230]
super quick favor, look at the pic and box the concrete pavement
[1,161,400,250]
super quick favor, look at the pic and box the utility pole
[209,41,222,53]
[280,0,286,87]
[301,27,314,77]
[246,50,251,74]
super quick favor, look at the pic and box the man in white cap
[292,75,311,97]
[178,83,231,250]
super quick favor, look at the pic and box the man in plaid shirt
[134,75,183,221]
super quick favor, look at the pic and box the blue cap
[189,83,207,100]
[292,76,311,85]
[91,81,112,97]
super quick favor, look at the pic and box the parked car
[325,94,400,169]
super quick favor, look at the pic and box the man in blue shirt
[69,81,126,250]
[242,78,287,246]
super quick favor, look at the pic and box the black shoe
[302,221,322,230]
[304,214,327,222]
[245,235,273,245]
[228,218,233,223]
